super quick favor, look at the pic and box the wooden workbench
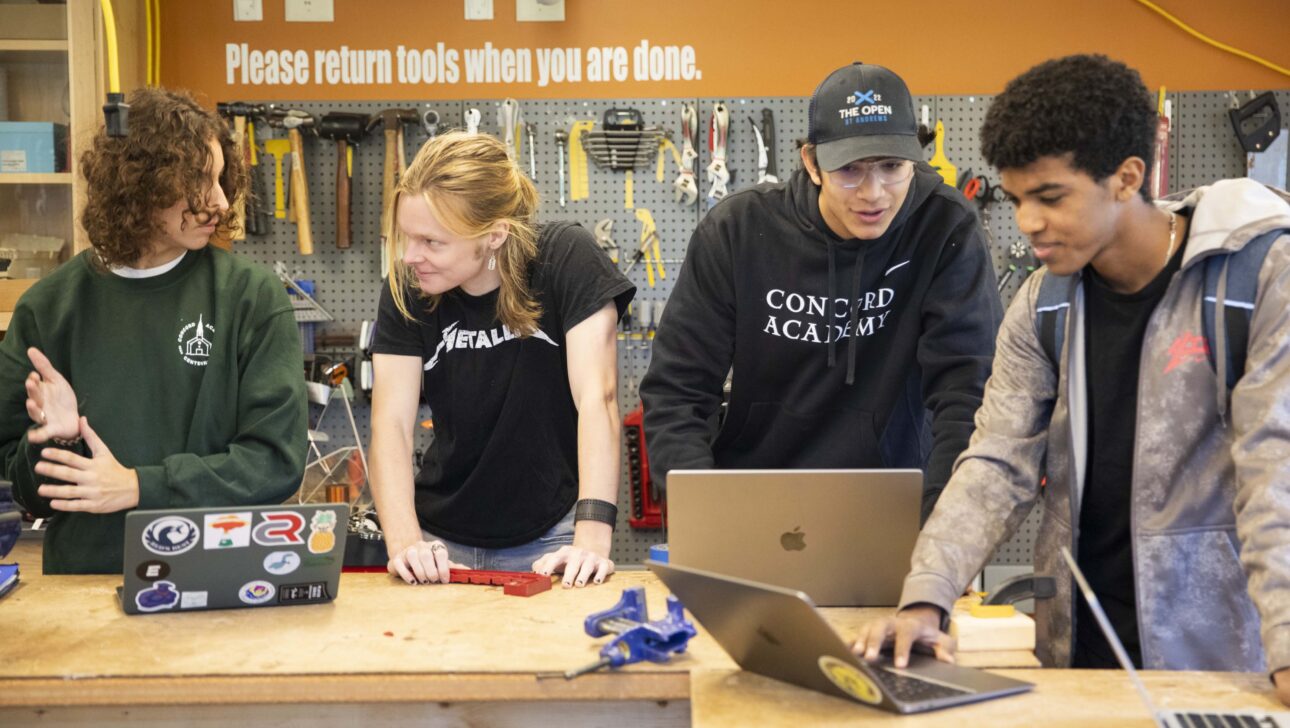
[1,540,1282,726]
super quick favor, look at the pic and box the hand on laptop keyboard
[853,604,956,668]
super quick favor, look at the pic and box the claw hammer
[317,112,370,250]
[266,107,316,255]
[368,109,419,275]
[215,102,266,245]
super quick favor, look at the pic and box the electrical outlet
[233,0,263,22]
[517,0,564,22]
[464,0,493,21]
[285,0,334,22]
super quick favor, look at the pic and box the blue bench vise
[558,586,697,679]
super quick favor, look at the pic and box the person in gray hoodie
[856,54,1290,705]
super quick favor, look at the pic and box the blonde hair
[387,131,542,335]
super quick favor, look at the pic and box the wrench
[706,102,731,205]
[673,103,699,206]
[526,122,537,179]
[594,218,618,263]
[554,129,568,208]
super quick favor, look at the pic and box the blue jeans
[421,508,575,572]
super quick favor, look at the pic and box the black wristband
[574,498,618,528]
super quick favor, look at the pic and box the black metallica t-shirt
[372,222,634,547]
[1074,222,1188,669]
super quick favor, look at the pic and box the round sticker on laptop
[239,580,276,605]
[818,655,883,705]
[263,551,301,576]
[141,516,199,555]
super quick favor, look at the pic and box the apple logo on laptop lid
[781,526,806,551]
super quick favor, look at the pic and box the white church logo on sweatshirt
[177,315,214,367]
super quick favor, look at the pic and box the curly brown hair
[79,87,245,267]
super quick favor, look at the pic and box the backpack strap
[1034,271,1078,369]
[1201,227,1286,423]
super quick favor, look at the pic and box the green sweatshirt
[0,247,308,574]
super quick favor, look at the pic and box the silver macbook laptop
[649,560,1032,714]
[120,504,348,614]
[1061,547,1289,727]
[666,469,922,606]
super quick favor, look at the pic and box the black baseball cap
[808,62,922,171]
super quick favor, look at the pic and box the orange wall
[159,0,1290,101]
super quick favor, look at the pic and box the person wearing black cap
[640,62,1002,522]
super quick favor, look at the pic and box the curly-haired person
[0,87,308,574]
[857,54,1290,706]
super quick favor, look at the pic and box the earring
[487,254,497,271]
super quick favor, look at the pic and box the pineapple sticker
[308,510,338,554]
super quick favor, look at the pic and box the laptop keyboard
[877,668,971,703]
[1171,713,1281,728]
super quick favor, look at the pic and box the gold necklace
[1163,212,1178,265]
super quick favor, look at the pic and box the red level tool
[448,569,553,597]
[342,565,553,597]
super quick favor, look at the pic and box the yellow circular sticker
[818,655,883,705]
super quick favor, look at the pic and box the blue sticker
[239,580,276,605]
[135,580,181,612]
[142,515,200,556]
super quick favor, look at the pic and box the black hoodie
[640,165,1003,521]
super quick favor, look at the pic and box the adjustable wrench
[526,122,537,179]
[673,103,699,206]
[751,109,778,184]
[706,102,731,206]
[554,129,568,208]
[593,218,618,263]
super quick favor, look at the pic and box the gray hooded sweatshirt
[899,178,1290,674]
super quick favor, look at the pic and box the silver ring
[430,542,446,553]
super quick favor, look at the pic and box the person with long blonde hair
[369,132,633,588]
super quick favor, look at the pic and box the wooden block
[950,608,1036,652]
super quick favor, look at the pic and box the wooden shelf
[0,173,73,185]
[0,39,68,52]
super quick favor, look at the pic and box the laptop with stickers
[648,560,1032,714]
[119,504,348,615]
[1061,547,1290,727]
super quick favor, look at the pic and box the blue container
[649,543,669,563]
[0,122,68,173]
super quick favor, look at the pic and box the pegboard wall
[236,89,1289,568]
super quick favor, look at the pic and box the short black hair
[980,54,1157,201]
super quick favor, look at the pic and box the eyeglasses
[827,159,915,188]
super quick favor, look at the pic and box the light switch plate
[285,0,334,22]
[517,0,564,22]
[233,0,263,22]
[465,0,494,21]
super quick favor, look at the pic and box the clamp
[705,102,731,206]
[551,587,697,679]
[673,103,699,206]
[982,574,1057,606]
[421,108,440,137]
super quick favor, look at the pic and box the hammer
[266,106,316,255]
[317,112,369,250]
[215,102,266,245]
[368,108,419,274]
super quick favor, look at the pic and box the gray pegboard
[236,89,1287,571]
